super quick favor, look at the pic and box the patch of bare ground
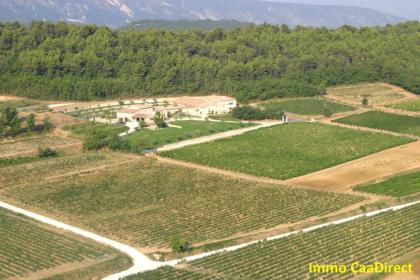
[286,141,420,193]
[0,95,25,101]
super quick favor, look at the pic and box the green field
[354,171,420,197]
[2,154,363,248]
[126,120,252,148]
[0,99,40,111]
[129,203,420,279]
[260,98,355,116]
[334,111,420,137]
[0,207,127,279]
[65,122,128,139]
[162,123,412,180]
[387,99,420,112]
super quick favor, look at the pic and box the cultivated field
[387,99,420,113]
[130,203,420,279]
[334,111,420,137]
[0,135,80,158]
[326,83,414,106]
[0,152,139,188]
[354,170,420,197]
[1,155,363,248]
[260,98,355,116]
[0,207,128,280]
[161,123,412,180]
[126,120,253,149]
[286,141,420,193]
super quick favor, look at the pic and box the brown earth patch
[286,141,420,193]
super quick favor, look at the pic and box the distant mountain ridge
[0,0,406,28]
[123,19,249,31]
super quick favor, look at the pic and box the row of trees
[0,21,419,101]
[0,107,53,136]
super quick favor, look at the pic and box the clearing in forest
[286,141,420,193]
[326,83,416,106]
[161,123,412,180]
[259,98,355,116]
[130,203,420,280]
[334,111,420,137]
[1,154,363,249]
[0,207,129,280]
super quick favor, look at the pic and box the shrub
[38,147,57,158]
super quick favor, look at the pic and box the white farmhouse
[173,95,237,118]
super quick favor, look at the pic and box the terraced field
[354,170,420,197]
[161,123,412,180]
[129,203,420,279]
[0,135,80,158]
[387,99,420,112]
[327,83,411,105]
[260,98,355,116]
[0,207,126,280]
[334,111,420,137]
[2,156,363,248]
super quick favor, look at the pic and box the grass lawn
[65,122,128,139]
[354,171,420,197]
[2,154,363,248]
[208,114,242,121]
[0,207,129,280]
[334,111,420,137]
[387,99,420,112]
[0,99,40,111]
[260,98,355,116]
[161,123,412,180]
[125,120,253,148]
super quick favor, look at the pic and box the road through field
[156,120,282,152]
[1,199,419,279]
[286,141,420,192]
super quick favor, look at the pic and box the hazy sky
[268,0,420,20]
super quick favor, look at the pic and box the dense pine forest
[0,21,419,101]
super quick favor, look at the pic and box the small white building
[173,95,237,118]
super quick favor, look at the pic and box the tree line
[0,21,419,102]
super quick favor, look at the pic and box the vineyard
[129,203,420,280]
[354,170,420,197]
[387,99,420,112]
[2,157,363,248]
[126,120,253,149]
[0,135,79,158]
[0,207,118,279]
[326,83,409,105]
[124,266,221,280]
[260,98,355,116]
[334,111,420,137]
[0,152,137,189]
[161,123,412,180]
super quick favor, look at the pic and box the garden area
[161,123,412,180]
[354,170,420,197]
[334,111,420,137]
[2,155,363,248]
[260,98,355,116]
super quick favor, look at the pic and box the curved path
[1,199,419,279]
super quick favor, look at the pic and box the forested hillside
[0,21,419,101]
